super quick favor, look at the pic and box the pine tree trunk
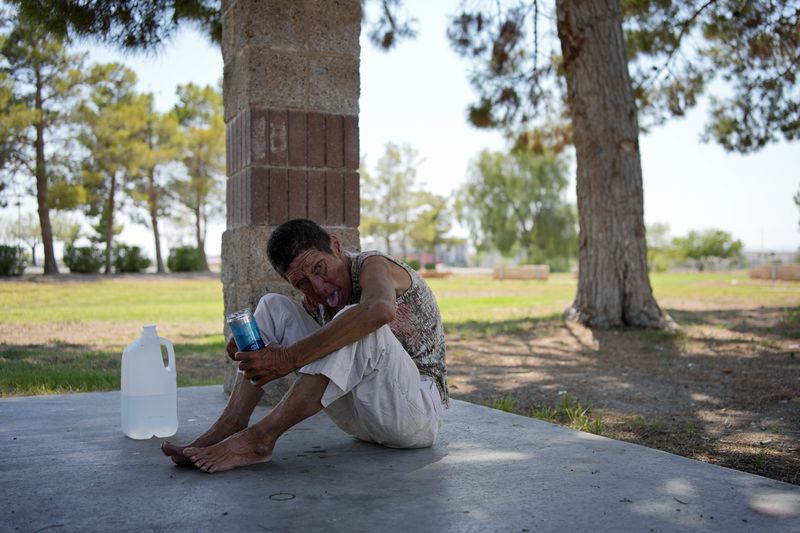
[147,168,165,273]
[556,0,670,328]
[195,205,209,271]
[35,70,58,275]
[104,173,116,274]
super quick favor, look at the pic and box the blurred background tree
[458,149,577,271]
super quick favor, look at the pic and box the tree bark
[147,167,165,273]
[194,203,209,271]
[104,173,116,274]
[34,68,58,275]
[556,0,671,328]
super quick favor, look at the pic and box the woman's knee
[256,292,295,312]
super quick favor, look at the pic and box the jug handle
[159,337,176,372]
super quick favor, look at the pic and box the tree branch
[635,0,719,92]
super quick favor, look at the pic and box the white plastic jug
[120,324,178,439]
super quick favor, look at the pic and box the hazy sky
[40,1,800,256]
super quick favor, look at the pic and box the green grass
[491,397,518,413]
[489,393,605,435]
[428,271,800,336]
[0,336,227,396]
[0,278,222,324]
[1,270,799,396]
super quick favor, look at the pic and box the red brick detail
[325,115,344,168]
[307,170,326,225]
[307,112,326,168]
[240,168,249,227]
[243,107,251,170]
[228,170,247,228]
[250,108,268,166]
[343,115,359,169]
[288,111,307,167]
[226,121,232,177]
[235,113,243,173]
[268,110,288,167]
[226,177,233,227]
[249,167,269,224]
[325,170,344,225]
[343,170,360,227]
[227,116,236,175]
[268,168,289,224]
[288,169,307,219]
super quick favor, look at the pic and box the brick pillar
[220,0,361,401]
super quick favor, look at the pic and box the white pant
[253,293,443,448]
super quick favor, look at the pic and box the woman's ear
[329,234,342,256]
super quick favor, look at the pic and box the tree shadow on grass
[0,338,226,395]
[446,307,800,485]
[444,313,563,338]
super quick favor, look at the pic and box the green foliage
[446,0,800,153]
[127,94,181,273]
[50,213,82,246]
[0,245,26,276]
[63,244,104,274]
[112,244,151,273]
[169,83,224,271]
[364,0,418,50]
[167,246,204,272]
[360,142,423,257]
[406,259,421,270]
[672,229,743,270]
[410,191,463,264]
[646,222,681,272]
[1,15,91,273]
[77,62,150,272]
[1,212,40,266]
[12,0,222,50]
[458,149,577,269]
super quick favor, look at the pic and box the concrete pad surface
[1,386,798,532]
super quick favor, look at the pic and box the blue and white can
[226,309,266,352]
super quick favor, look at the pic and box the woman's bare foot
[183,426,274,473]
[161,417,248,467]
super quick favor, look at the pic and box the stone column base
[221,223,360,405]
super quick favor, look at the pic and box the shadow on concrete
[1,387,798,531]
[446,307,800,485]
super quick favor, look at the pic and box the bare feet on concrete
[183,426,274,473]
[161,418,248,467]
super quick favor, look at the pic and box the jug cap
[142,324,158,337]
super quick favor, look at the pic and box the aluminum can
[226,309,266,352]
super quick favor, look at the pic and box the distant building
[743,250,796,267]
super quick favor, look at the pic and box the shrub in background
[113,244,152,273]
[0,245,26,276]
[63,244,104,274]
[406,259,421,271]
[424,262,437,271]
[167,246,204,272]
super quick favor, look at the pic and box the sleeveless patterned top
[317,250,449,407]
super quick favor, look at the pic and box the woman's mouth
[325,290,341,308]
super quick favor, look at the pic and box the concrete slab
[1,386,798,532]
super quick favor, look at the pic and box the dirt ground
[446,305,800,485]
